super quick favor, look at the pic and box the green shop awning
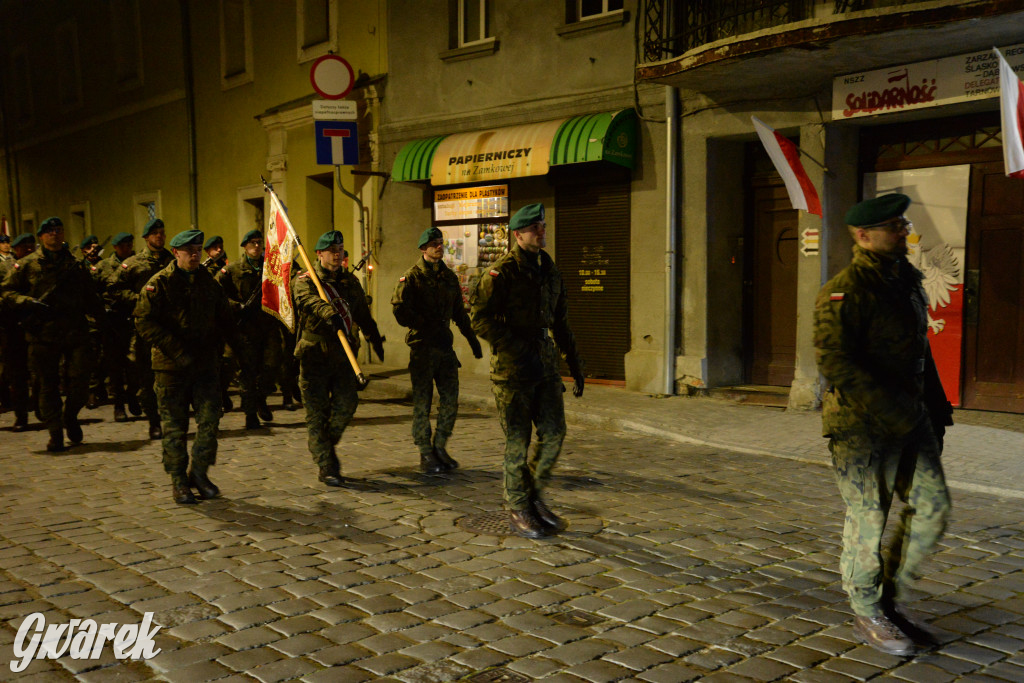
[391,108,637,184]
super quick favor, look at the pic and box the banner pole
[262,177,369,389]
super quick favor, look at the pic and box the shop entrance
[555,179,630,382]
[744,149,798,387]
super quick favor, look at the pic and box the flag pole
[261,177,369,389]
[795,146,829,174]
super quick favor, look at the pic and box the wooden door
[746,179,798,386]
[962,162,1024,412]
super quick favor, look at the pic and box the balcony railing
[642,0,918,63]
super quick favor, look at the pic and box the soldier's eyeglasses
[864,217,912,233]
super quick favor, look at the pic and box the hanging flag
[262,191,297,331]
[996,47,1024,178]
[751,116,822,217]
[0,215,8,237]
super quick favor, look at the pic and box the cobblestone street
[3,382,1024,682]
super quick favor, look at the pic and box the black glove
[329,313,348,335]
[572,371,585,398]
[372,337,385,362]
[469,337,483,359]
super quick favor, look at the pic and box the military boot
[433,445,459,471]
[64,413,83,445]
[419,448,445,474]
[113,404,128,422]
[853,615,915,656]
[189,470,221,500]
[509,509,549,539]
[245,413,261,430]
[46,428,66,453]
[257,401,273,423]
[127,396,142,416]
[532,498,567,532]
[318,465,345,487]
[222,391,233,413]
[172,481,197,505]
[148,419,162,440]
[12,412,28,432]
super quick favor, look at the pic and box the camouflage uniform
[392,257,480,456]
[106,247,173,428]
[134,261,235,485]
[95,252,137,413]
[84,256,109,403]
[216,257,280,417]
[203,253,233,408]
[1,246,104,445]
[470,244,582,510]
[291,261,382,473]
[813,245,953,618]
[0,258,31,427]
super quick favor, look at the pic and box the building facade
[637,0,1024,413]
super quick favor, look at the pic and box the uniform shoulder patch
[489,270,499,277]
[830,292,844,301]
[121,262,129,269]
[399,276,406,282]
[90,266,97,272]
[13,263,19,269]
[220,267,227,274]
[145,285,155,291]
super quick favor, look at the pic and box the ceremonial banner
[262,192,297,331]
[996,47,1024,178]
[751,116,822,216]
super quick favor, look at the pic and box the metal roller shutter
[555,182,631,381]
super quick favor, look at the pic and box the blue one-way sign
[315,121,359,166]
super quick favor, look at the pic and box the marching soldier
[97,232,138,422]
[202,235,227,275]
[392,227,482,473]
[216,229,278,429]
[82,235,108,408]
[1,218,104,451]
[470,203,584,538]
[0,233,12,262]
[135,229,238,504]
[291,230,384,487]
[813,194,953,656]
[106,218,173,439]
[0,233,37,431]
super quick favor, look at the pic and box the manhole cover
[465,668,530,683]
[550,609,605,627]
[457,511,513,536]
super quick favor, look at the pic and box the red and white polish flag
[996,47,1024,178]
[751,116,822,217]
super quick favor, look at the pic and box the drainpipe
[664,86,679,396]
[180,0,199,228]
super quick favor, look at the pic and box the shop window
[558,0,628,37]
[55,21,83,110]
[110,0,143,90]
[221,0,253,89]
[297,0,337,63]
[442,0,497,62]
[10,47,32,127]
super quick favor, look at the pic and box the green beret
[80,234,98,249]
[169,229,204,248]
[142,218,164,237]
[11,233,34,248]
[112,231,133,246]
[418,227,443,249]
[240,229,263,246]
[509,203,545,231]
[38,217,63,235]
[0,233,8,243]
[845,193,911,227]
[203,235,223,249]
[315,230,344,251]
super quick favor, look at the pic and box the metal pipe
[180,0,199,228]
[664,86,679,396]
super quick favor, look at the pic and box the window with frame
[221,0,253,88]
[109,0,143,89]
[297,0,337,62]
[459,0,489,46]
[578,0,624,19]
[55,21,83,110]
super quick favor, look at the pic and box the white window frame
[458,0,491,47]
[296,0,337,63]
[220,0,253,90]
[110,0,144,90]
[132,191,161,240]
[578,0,624,20]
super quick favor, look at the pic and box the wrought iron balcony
[641,0,918,63]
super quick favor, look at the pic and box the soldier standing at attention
[813,193,953,657]
[97,232,138,422]
[0,233,12,262]
[291,230,384,487]
[202,235,227,274]
[106,218,173,439]
[216,229,277,429]
[392,227,482,473]
[135,229,238,505]
[0,233,37,431]
[1,218,104,451]
[470,203,584,538]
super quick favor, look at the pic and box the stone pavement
[1,367,1024,682]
